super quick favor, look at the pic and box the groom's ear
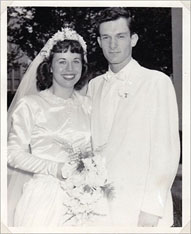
[131,33,139,47]
[97,37,102,48]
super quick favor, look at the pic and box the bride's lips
[62,74,76,80]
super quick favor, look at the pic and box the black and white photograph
[0,1,190,233]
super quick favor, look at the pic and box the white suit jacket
[87,59,180,226]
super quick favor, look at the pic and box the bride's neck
[50,86,74,99]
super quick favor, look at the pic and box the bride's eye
[59,60,67,64]
[73,59,81,64]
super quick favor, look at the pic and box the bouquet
[59,141,114,225]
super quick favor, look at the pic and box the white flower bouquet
[60,143,114,225]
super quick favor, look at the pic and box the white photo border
[1,1,190,233]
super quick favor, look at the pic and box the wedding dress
[7,89,110,226]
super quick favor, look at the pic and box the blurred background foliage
[7,7,172,80]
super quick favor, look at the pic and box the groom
[87,7,180,226]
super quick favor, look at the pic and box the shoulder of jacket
[140,66,171,84]
[89,73,106,86]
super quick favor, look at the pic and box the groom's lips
[109,51,120,54]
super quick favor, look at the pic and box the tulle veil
[7,53,44,226]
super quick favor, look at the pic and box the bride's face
[51,50,82,90]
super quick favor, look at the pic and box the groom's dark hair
[96,7,136,36]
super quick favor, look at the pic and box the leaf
[76,160,85,173]
[101,183,115,200]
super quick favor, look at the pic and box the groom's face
[97,17,138,70]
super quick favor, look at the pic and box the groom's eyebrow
[117,32,129,35]
[100,31,129,36]
[100,33,109,36]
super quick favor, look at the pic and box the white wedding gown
[7,89,110,227]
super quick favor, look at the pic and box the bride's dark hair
[36,40,88,91]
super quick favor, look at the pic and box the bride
[7,27,112,227]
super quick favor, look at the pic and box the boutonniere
[118,87,129,98]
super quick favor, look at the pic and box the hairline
[98,16,132,35]
[49,42,85,64]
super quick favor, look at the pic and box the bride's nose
[66,62,73,71]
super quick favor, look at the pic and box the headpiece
[41,27,87,62]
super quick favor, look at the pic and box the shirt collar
[104,58,137,82]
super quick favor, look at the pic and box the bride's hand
[57,163,65,180]
[57,162,77,180]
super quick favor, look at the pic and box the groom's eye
[117,33,126,39]
[101,36,109,40]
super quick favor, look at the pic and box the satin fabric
[87,59,180,226]
[8,89,106,226]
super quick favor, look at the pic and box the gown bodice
[8,89,92,176]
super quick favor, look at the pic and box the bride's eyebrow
[57,58,66,61]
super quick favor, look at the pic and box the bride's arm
[8,97,58,177]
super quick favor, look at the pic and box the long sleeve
[141,75,180,217]
[8,98,58,177]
